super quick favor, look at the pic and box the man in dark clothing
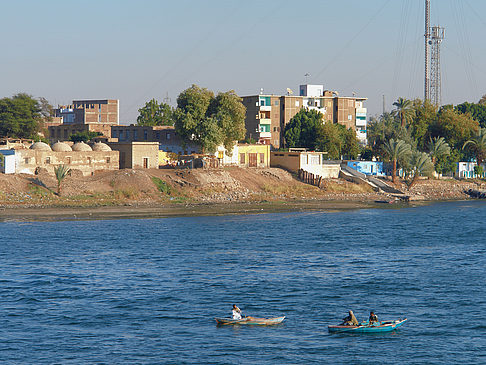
[341,310,359,326]
[369,311,379,324]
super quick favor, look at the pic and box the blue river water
[0,201,485,364]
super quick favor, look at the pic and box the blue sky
[1,0,486,124]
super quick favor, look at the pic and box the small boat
[215,316,285,325]
[328,318,407,333]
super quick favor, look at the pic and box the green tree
[409,99,437,150]
[208,90,246,152]
[392,97,414,127]
[69,131,102,143]
[383,138,412,183]
[174,85,246,154]
[366,112,400,158]
[340,125,360,159]
[316,122,343,159]
[407,151,434,188]
[137,98,174,126]
[54,164,71,195]
[463,128,486,166]
[427,136,450,169]
[284,108,324,150]
[429,108,478,150]
[455,101,486,128]
[0,93,43,139]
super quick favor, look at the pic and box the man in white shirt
[232,304,242,320]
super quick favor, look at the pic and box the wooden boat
[328,318,407,333]
[215,316,285,325]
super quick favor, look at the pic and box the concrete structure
[457,162,486,179]
[111,125,200,155]
[49,99,119,143]
[270,151,340,178]
[0,141,118,176]
[217,143,270,168]
[108,142,159,169]
[346,161,385,176]
[242,85,367,148]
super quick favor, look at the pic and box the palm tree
[427,137,450,167]
[463,128,486,166]
[392,97,414,127]
[383,138,412,183]
[54,164,71,195]
[407,151,435,189]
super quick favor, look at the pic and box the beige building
[108,142,159,169]
[0,141,119,176]
[270,151,340,178]
[242,84,367,148]
[48,99,119,143]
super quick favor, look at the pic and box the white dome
[30,142,52,151]
[92,142,111,151]
[72,141,93,152]
[52,141,72,152]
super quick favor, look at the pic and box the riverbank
[0,167,481,221]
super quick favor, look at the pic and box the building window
[295,101,299,107]
[112,130,117,138]
[99,105,101,112]
[167,133,171,140]
[45,157,50,164]
[66,157,71,164]
[274,100,279,106]
[143,158,149,168]
[126,130,129,140]
[24,157,29,164]
[98,114,102,122]
[106,157,111,163]
[88,157,92,164]
[144,130,148,140]
[259,153,265,164]
[348,114,352,121]
[240,153,245,165]
[134,130,138,140]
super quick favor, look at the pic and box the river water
[0,201,485,364]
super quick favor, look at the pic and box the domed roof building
[30,141,52,151]
[51,141,72,152]
[92,142,112,151]
[72,141,92,152]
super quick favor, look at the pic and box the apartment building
[242,85,367,149]
[48,99,119,143]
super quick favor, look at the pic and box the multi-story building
[48,99,119,143]
[242,85,367,149]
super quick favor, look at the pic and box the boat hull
[328,319,407,333]
[215,316,285,325]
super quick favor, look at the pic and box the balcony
[259,105,272,112]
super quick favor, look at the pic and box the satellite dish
[286,88,293,95]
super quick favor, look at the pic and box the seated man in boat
[232,304,242,320]
[369,311,379,325]
[341,310,359,326]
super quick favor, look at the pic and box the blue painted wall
[347,161,384,176]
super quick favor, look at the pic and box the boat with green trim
[328,318,407,333]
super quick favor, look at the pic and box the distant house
[346,161,385,176]
[270,151,340,178]
[217,143,270,168]
[457,162,486,178]
[108,141,159,169]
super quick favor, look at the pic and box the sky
[1,0,486,124]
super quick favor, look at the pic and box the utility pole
[382,95,386,115]
[424,0,430,101]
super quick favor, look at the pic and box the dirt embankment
[0,167,479,209]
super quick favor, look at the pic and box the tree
[284,108,324,150]
[392,97,414,127]
[69,131,102,143]
[316,122,343,159]
[366,112,401,158]
[54,164,71,195]
[208,90,246,152]
[174,85,246,154]
[427,136,450,168]
[383,138,412,183]
[463,128,486,166]
[137,99,174,126]
[0,93,43,139]
[409,99,437,150]
[455,101,486,128]
[430,108,478,150]
[478,95,486,106]
[407,151,435,188]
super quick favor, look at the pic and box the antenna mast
[424,0,430,101]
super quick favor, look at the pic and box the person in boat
[369,311,379,324]
[232,304,242,320]
[341,310,359,326]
